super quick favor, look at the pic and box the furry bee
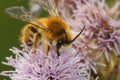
[5,0,85,56]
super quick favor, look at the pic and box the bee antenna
[70,25,85,43]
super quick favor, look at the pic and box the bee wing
[37,0,59,17]
[5,6,48,30]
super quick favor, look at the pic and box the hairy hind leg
[31,33,41,53]
[45,44,50,55]
[20,26,33,44]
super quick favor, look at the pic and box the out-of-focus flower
[57,0,120,62]
[0,45,90,80]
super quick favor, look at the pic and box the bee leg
[56,43,61,56]
[31,33,41,53]
[57,48,60,56]
[45,45,50,55]
[56,46,60,56]
[20,26,32,45]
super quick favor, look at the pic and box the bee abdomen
[29,26,38,33]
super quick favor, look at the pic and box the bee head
[56,39,71,50]
[56,25,85,56]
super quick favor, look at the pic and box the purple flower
[58,0,120,61]
[0,45,90,80]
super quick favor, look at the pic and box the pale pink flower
[0,45,90,80]
[59,0,120,61]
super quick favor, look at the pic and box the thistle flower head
[58,0,120,61]
[0,45,90,80]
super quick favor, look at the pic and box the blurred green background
[0,0,115,80]
[0,0,28,79]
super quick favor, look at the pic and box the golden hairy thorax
[20,16,72,52]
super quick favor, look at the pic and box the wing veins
[5,6,48,31]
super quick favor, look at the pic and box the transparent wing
[37,0,59,17]
[5,6,48,30]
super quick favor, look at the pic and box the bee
[5,0,85,56]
